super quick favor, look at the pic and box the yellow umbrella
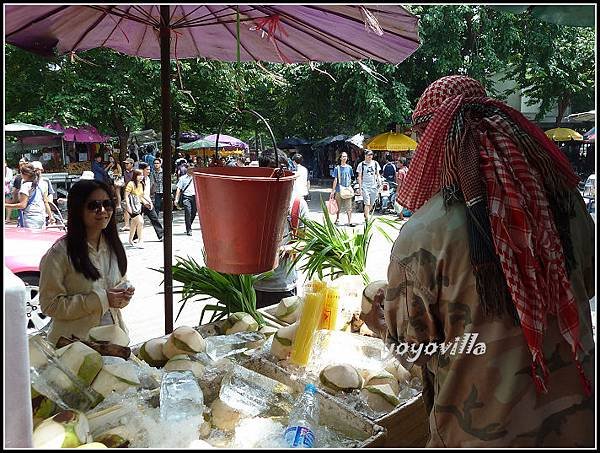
[544,128,583,142]
[364,131,417,151]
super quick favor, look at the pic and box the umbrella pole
[160,5,174,334]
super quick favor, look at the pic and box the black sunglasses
[87,199,115,213]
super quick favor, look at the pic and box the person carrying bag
[330,151,355,226]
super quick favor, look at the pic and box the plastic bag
[326,194,339,215]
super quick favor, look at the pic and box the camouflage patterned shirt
[384,191,595,447]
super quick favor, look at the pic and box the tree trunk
[111,111,130,162]
[555,95,571,127]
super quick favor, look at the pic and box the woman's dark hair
[20,163,40,190]
[258,149,289,168]
[66,180,127,280]
[292,153,303,164]
[131,169,143,188]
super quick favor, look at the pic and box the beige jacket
[39,236,129,346]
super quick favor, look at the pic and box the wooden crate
[243,355,429,448]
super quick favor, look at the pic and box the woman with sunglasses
[39,180,134,346]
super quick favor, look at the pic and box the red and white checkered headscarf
[398,75,590,397]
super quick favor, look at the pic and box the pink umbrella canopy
[203,134,248,151]
[42,121,110,143]
[5,5,420,63]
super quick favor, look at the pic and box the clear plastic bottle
[284,383,320,448]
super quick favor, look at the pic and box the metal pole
[60,137,65,166]
[160,5,174,334]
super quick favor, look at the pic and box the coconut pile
[257,284,424,420]
[28,312,363,448]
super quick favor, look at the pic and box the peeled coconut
[274,296,304,323]
[55,341,103,386]
[88,325,130,347]
[270,322,299,360]
[164,354,205,378]
[366,370,400,395]
[258,325,278,338]
[94,426,131,448]
[90,357,140,398]
[162,326,206,359]
[361,384,400,413]
[138,337,169,367]
[33,410,91,448]
[223,312,259,335]
[210,398,242,431]
[319,364,363,392]
[361,280,387,316]
[384,358,411,385]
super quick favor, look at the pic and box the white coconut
[33,410,90,449]
[90,357,140,398]
[270,322,299,360]
[361,280,387,315]
[55,341,103,386]
[258,325,278,338]
[138,337,169,367]
[210,398,242,431]
[319,364,363,392]
[274,296,304,323]
[366,370,400,394]
[88,325,130,347]
[162,326,206,359]
[223,312,259,335]
[163,354,205,378]
[384,358,411,385]
[361,384,400,413]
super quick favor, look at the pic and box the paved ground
[120,184,403,345]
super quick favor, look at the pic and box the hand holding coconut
[106,283,135,309]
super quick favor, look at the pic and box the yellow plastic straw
[290,291,324,366]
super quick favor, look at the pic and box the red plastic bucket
[193,167,297,274]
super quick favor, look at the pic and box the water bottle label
[284,426,315,448]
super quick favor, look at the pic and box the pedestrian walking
[137,162,164,241]
[120,157,135,231]
[330,151,354,226]
[174,164,197,236]
[150,158,165,213]
[124,169,146,248]
[5,163,54,229]
[356,150,381,222]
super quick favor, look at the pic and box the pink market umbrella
[203,134,249,151]
[5,4,421,334]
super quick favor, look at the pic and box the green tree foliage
[495,11,596,124]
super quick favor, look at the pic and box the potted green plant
[290,199,398,285]
[153,251,272,327]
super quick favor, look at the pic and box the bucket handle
[215,108,284,177]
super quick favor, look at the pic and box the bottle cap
[305,383,317,394]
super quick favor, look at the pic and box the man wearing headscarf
[362,75,594,447]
